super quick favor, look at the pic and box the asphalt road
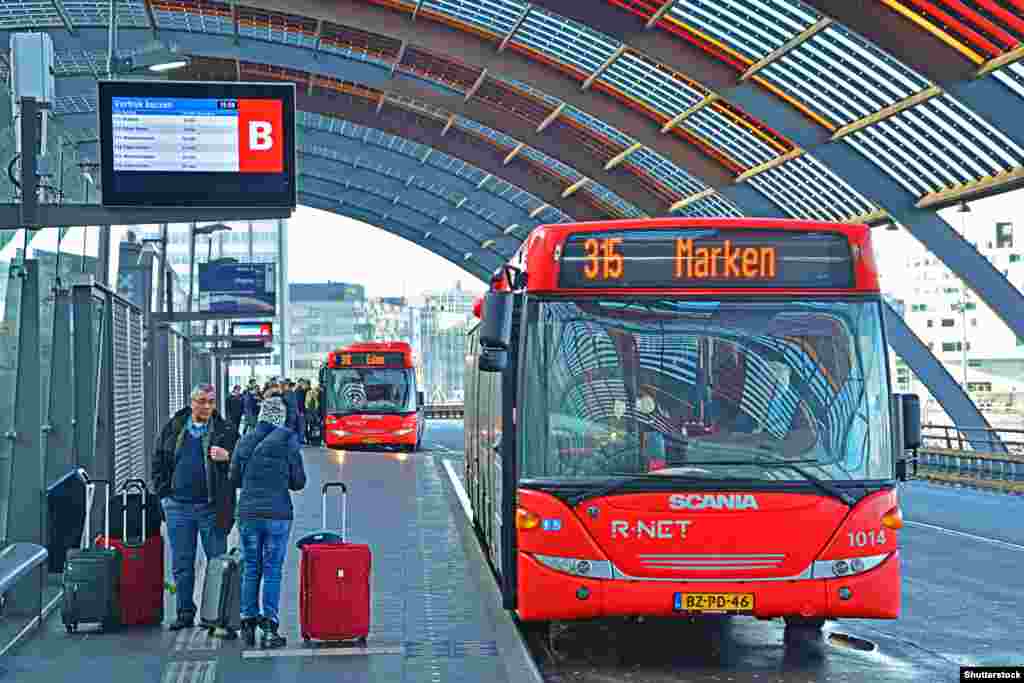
[423,420,1024,683]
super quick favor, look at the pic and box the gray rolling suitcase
[62,479,121,633]
[199,548,242,637]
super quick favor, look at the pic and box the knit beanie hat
[258,396,287,427]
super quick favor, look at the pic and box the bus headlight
[533,554,613,579]
[811,553,889,579]
[331,430,349,437]
[395,428,414,435]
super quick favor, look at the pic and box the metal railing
[424,403,465,420]
[916,424,1024,488]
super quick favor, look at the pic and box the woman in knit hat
[228,395,306,648]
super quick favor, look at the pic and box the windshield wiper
[567,472,708,507]
[679,444,856,507]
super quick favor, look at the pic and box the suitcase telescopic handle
[121,479,147,546]
[321,482,347,541]
[84,479,111,550]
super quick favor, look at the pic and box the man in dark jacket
[227,385,243,432]
[229,395,306,648]
[152,383,239,630]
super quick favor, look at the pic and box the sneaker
[240,618,259,647]
[168,612,195,631]
[260,619,286,649]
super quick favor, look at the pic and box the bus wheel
[783,616,825,644]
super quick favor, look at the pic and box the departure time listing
[111,97,241,172]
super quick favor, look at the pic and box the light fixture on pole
[111,40,191,75]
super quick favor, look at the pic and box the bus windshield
[519,298,893,483]
[323,367,415,415]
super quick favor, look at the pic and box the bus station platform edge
[0,446,541,683]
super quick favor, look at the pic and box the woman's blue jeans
[239,518,292,625]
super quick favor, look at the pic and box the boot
[260,618,286,649]
[168,611,194,631]
[240,617,260,647]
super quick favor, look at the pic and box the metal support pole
[96,226,111,287]
[277,219,289,377]
[4,261,44,617]
[155,224,168,314]
[45,287,75,484]
[187,222,196,334]
[19,98,40,228]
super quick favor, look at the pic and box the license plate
[363,437,382,444]
[673,592,754,612]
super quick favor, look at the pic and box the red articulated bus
[464,217,920,643]
[320,341,426,451]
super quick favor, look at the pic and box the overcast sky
[4,189,1021,300]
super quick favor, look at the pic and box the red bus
[320,341,425,451]
[464,218,920,643]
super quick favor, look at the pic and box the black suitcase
[62,479,121,633]
[199,548,242,637]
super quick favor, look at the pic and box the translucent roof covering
[4,0,1024,265]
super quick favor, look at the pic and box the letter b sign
[238,100,284,173]
[249,121,273,151]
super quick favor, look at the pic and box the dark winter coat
[228,422,306,520]
[152,407,240,530]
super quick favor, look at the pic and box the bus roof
[494,217,879,295]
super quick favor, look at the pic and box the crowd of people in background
[226,377,320,446]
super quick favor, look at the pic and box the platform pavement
[0,443,537,683]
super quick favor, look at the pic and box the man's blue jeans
[239,519,292,625]
[162,498,228,617]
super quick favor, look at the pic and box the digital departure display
[557,229,855,289]
[336,352,407,368]
[99,80,296,208]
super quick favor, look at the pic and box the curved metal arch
[297,151,520,252]
[298,164,517,258]
[298,190,499,281]
[882,301,1002,453]
[295,135,524,251]
[296,129,520,249]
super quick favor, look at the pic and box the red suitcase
[96,479,164,626]
[297,482,371,644]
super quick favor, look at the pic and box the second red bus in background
[319,341,425,451]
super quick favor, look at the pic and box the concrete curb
[436,458,545,683]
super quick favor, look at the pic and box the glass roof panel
[598,50,706,119]
[0,0,64,29]
[510,5,621,79]
[844,93,1024,197]
[53,48,104,76]
[421,0,527,38]
[627,146,708,198]
[561,105,633,149]
[586,183,647,218]
[681,106,782,168]
[151,0,233,34]
[746,153,878,221]
[760,22,931,127]
[62,0,151,28]
[992,62,1024,102]
[670,0,816,63]
[237,8,318,48]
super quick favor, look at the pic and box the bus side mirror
[901,393,921,450]
[479,348,508,373]
[480,292,513,349]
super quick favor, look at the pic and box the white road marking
[905,520,1024,552]
[443,458,474,522]
[162,660,217,683]
[241,645,404,658]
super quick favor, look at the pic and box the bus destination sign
[336,352,406,368]
[557,229,855,289]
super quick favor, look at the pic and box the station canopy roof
[2,0,1024,281]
